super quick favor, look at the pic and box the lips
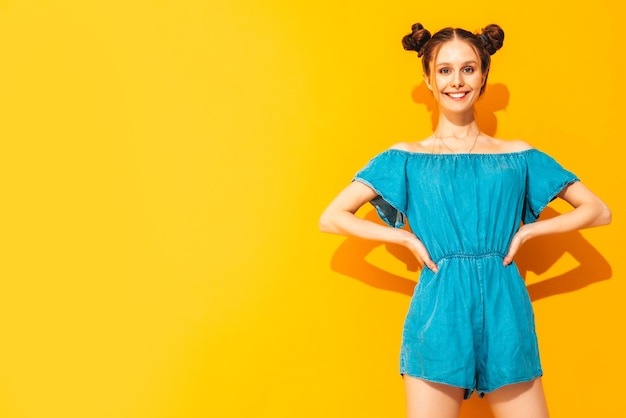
[445,92,468,99]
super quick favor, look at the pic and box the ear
[423,73,433,91]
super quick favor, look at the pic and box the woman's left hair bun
[402,23,431,57]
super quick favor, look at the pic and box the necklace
[432,130,480,154]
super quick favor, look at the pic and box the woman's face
[424,39,486,114]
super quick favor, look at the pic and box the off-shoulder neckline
[384,148,538,157]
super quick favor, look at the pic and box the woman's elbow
[598,202,612,226]
[318,210,336,233]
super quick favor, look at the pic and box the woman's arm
[319,181,438,272]
[504,181,612,266]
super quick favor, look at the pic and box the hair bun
[402,23,431,57]
[479,24,505,55]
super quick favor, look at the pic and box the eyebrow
[435,60,479,67]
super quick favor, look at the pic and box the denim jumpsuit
[354,148,578,397]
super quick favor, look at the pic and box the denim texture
[354,149,578,397]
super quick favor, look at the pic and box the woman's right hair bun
[402,23,431,57]
[479,24,505,55]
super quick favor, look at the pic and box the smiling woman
[319,22,611,418]
[399,24,512,154]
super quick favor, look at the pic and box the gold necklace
[432,131,480,154]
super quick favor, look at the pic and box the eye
[462,67,475,73]
[438,68,451,74]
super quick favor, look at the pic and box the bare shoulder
[389,138,435,153]
[484,137,534,153]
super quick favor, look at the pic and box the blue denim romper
[354,149,578,398]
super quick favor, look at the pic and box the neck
[434,120,480,139]
[435,110,478,138]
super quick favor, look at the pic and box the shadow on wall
[412,81,510,135]
[330,207,612,417]
[331,207,612,301]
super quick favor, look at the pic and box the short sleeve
[522,149,579,224]
[353,150,408,228]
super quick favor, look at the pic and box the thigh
[404,375,464,418]
[485,378,549,418]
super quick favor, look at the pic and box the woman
[319,23,611,418]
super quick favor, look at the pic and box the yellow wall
[0,1,622,417]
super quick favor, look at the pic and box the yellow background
[0,1,622,417]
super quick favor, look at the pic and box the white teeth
[448,93,465,98]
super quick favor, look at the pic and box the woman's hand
[503,224,534,266]
[320,181,440,273]
[397,229,438,273]
[503,181,612,267]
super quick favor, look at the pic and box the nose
[451,71,464,88]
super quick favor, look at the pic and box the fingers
[422,257,438,273]
[412,248,437,273]
[503,241,517,266]
[405,235,438,273]
[503,236,520,266]
[409,249,438,273]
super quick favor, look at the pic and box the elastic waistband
[436,251,506,262]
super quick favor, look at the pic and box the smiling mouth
[445,92,468,99]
